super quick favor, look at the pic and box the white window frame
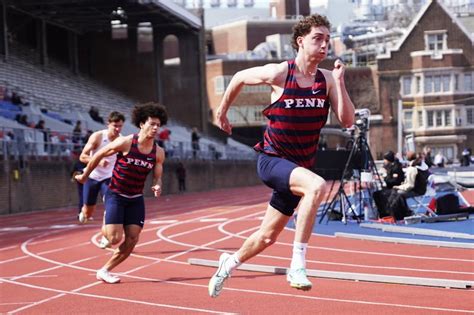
[403,110,413,130]
[464,72,473,92]
[424,30,447,57]
[425,108,454,129]
[401,76,412,95]
[466,106,474,126]
[423,73,452,94]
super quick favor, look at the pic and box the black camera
[355,109,370,132]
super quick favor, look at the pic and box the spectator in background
[35,119,45,130]
[35,119,49,151]
[393,151,429,198]
[423,146,433,168]
[191,127,200,159]
[83,129,94,145]
[176,162,186,192]
[382,150,404,189]
[5,131,14,141]
[15,114,30,127]
[72,121,82,153]
[461,148,471,167]
[11,92,29,106]
[433,151,447,168]
[89,106,105,124]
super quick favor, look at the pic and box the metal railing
[0,126,257,162]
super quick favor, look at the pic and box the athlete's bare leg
[288,167,326,244]
[101,224,141,271]
[236,205,290,262]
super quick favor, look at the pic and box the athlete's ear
[297,36,304,49]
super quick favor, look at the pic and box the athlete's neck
[294,55,318,76]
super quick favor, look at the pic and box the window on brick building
[426,108,454,128]
[403,110,413,129]
[425,31,446,55]
[417,110,423,127]
[424,74,451,94]
[467,107,474,125]
[464,73,473,92]
[402,76,412,95]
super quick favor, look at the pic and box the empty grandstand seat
[0,101,21,112]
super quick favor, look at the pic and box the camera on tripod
[355,108,371,132]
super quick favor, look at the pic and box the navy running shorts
[104,190,145,228]
[83,177,110,206]
[257,153,301,216]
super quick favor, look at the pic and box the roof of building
[7,0,201,34]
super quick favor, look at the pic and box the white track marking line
[10,194,472,314]
[157,213,474,276]
[3,278,224,314]
[7,201,267,313]
[0,245,18,252]
[4,270,473,314]
[199,218,228,222]
[149,220,179,224]
[0,242,90,265]
[220,223,474,262]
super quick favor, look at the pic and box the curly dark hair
[131,102,168,128]
[291,14,331,50]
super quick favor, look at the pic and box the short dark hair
[132,102,168,128]
[291,14,331,50]
[108,111,125,123]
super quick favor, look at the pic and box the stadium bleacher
[0,43,255,161]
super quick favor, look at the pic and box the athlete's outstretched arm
[326,59,355,128]
[216,62,287,134]
[151,146,165,197]
[79,131,100,164]
[75,135,131,184]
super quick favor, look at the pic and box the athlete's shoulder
[263,61,289,84]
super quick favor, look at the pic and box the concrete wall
[0,159,260,215]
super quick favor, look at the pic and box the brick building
[377,0,474,161]
[205,0,474,161]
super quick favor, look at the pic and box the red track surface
[1,185,473,314]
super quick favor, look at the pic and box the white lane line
[221,224,474,262]
[149,220,179,224]
[157,213,474,277]
[9,200,474,314]
[199,218,228,222]
[3,270,473,314]
[0,227,30,232]
[3,278,224,314]
[7,200,267,313]
[0,242,90,265]
[0,245,18,252]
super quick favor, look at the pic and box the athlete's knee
[108,233,122,245]
[256,231,278,247]
[304,177,326,197]
[125,234,140,247]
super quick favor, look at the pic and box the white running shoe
[96,269,120,284]
[287,268,312,290]
[98,236,111,249]
[208,253,231,298]
[78,211,88,224]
